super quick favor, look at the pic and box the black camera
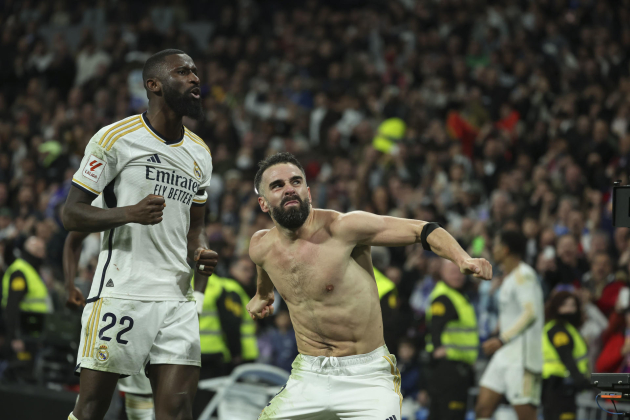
[613,181,630,228]
[592,373,630,395]
[592,373,630,416]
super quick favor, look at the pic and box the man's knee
[475,404,491,418]
[73,396,112,420]
[513,404,538,420]
[156,394,194,420]
[475,399,494,418]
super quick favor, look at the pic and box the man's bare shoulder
[313,208,343,221]
[249,228,274,264]
[327,210,372,233]
[311,208,344,233]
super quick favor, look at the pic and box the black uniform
[542,322,589,420]
[193,288,244,418]
[3,267,33,343]
[426,295,473,420]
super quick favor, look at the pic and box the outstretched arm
[332,211,492,279]
[63,231,90,309]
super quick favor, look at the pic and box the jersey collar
[141,112,184,145]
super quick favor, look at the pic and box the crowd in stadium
[2,0,630,414]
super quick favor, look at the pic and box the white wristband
[193,291,205,315]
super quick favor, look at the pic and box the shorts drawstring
[311,355,340,371]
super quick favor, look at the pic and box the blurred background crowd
[2,0,630,416]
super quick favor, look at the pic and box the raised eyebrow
[290,175,303,182]
[268,179,284,188]
[174,65,197,72]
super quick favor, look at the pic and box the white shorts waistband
[295,345,391,372]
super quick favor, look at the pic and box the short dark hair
[254,152,306,195]
[142,49,186,88]
[498,229,526,258]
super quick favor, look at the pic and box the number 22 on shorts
[98,312,135,344]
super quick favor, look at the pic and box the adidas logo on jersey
[147,154,161,163]
[385,416,397,420]
[106,279,114,287]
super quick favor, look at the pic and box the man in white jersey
[246,153,493,420]
[64,194,154,420]
[62,49,218,420]
[476,230,544,420]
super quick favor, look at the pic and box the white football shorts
[75,298,200,376]
[479,351,542,406]
[258,345,402,420]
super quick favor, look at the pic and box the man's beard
[162,83,203,120]
[270,194,311,229]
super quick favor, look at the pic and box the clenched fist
[66,286,86,309]
[247,293,275,320]
[127,194,165,225]
[194,247,218,276]
[459,258,493,280]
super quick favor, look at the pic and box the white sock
[125,394,155,420]
[68,413,79,420]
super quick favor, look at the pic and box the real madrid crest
[96,344,109,362]
[193,161,202,180]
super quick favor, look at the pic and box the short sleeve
[191,157,212,207]
[513,269,540,308]
[72,121,133,198]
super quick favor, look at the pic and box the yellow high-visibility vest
[198,275,259,362]
[542,320,588,379]
[426,281,478,365]
[373,267,398,309]
[220,278,259,362]
[199,276,230,360]
[1,258,50,313]
[372,118,406,154]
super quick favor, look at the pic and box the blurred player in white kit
[476,230,544,420]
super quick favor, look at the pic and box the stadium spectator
[583,253,622,316]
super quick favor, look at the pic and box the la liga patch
[82,155,107,183]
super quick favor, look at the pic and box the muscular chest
[265,237,351,302]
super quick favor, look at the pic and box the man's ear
[307,186,312,203]
[258,196,269,213]
[146,77,162,95]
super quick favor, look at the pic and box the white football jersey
[72,113,212,302]
[497,262,544,372]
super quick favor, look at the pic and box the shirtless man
[246,152,492,420]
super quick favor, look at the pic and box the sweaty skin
[248,162,492,358]
[251,223,382,357]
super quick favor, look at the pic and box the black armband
[420,222,442,251]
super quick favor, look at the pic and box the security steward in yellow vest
[198,274,259,373]
[1,237,51,360]
[193,258,260,418]
[425,261,478,420]
[372,247,401,354]
[542,291,589,420]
